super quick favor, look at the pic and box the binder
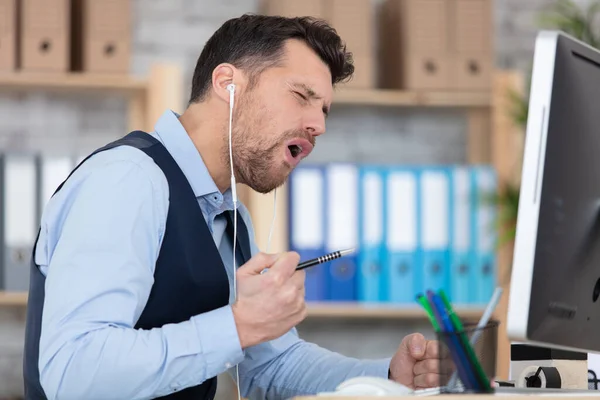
[288,165,326,301]
[472,166,497,304]
[20,0,70,72]
[386,167,420,304]
[40,156,73,212]
[2,154,38,290]
[325,163,358,301]
[324,0,374,88]
[71,0,131,73]
[420,167,451,296]
[449,166,474,305]
[262,0,325,18]
[450,0,493,90]
[0,0,16,71]
[357,165,386,302]
[380,0,451,90]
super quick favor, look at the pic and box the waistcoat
[23,130,251,399]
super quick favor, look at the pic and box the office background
[0,0,588,398]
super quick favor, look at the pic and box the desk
[294,396,600,399]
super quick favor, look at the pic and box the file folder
[2,155,38,290]
[449,166,474,305]
[288,165,326,301]
[386,167,420,304]
[20,0,70,72]
[262,0,325,18]
[472,166,497,304]
[40,156,73,212]
[420,167,451,296]
[450,0,493,90]
[325,163,358,301]
[357,166,386,302]
[71,0,131,73]
[380,0,451,90]
[0,0,16,71]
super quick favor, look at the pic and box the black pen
[295,248,356,271]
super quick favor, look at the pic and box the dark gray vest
[23,130,252,399]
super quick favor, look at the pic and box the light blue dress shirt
[34,110,391,400]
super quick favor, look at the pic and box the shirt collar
[151,110,234,203]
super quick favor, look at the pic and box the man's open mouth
[288,144,302,158]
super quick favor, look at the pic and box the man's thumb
[238,252,280,275]
[400,333,426,360]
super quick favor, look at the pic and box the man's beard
[223,91,315,194]
[230,129,286,194]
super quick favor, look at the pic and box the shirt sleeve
[237,328,391,399]
[37,152,244,400]
[234,202,391,400]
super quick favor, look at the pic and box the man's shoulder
[72,145,169,191]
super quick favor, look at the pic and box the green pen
[438,290,492,392]
[416,293,440,332]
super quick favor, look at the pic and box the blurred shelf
[306,302,485,319]
[0,72,147,95]
[0,292,486,321]
[0,291,27,306]
[333,88,492,107]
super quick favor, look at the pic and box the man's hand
[231,251,307,349]
[389,333,441,390]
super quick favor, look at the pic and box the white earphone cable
[227,83,278,399]
[227,84,241,400]
[266,188,277,253]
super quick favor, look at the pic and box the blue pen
[427,290,478,391]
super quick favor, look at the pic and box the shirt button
[225,362,232,368]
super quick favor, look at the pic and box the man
[23,14,440,400]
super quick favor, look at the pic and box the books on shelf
[288,162,498,307]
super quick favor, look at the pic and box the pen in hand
[260,248,356,275]
[295,248,356,271]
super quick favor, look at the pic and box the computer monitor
[507,30,600,355]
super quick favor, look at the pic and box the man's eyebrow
[289,82,330,117]
[290,82,321,98]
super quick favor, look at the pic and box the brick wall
[0,0,576,397]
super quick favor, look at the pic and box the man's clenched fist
[389,333,441,390]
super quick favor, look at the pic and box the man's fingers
[290,270,306,290]
[269,251,300,278]
[413,359,439,377]
[413,373,441,389]
[424,340,440,359]
[413,358,454,377]
[239,252,281,275]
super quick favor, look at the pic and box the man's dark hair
[188,13,354,104]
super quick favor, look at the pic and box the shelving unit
[306,302,485,320]
[333,88,492,107]
[0,65,525,381]
[0,63,184,135]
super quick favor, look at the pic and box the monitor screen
[507,30,600,354]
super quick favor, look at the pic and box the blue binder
[288,165,327,301]
[449,166,475,305]
[472,166,498,304]
[324,163,359,301]
[357,165,387,303]
[419,166,451,297]
[386,167,421,304]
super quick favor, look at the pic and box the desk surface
[294,396,600,399]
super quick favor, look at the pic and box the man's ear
[212,63,238,105]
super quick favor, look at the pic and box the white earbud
[227,83,235,108]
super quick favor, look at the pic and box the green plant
[509,0,600,131]
[495,0,600,246]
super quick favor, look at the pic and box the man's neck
[178,101,231,193]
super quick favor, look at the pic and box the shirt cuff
[362,357,393,379]
[192,305,244,378]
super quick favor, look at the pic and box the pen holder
[436,320,499,393]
